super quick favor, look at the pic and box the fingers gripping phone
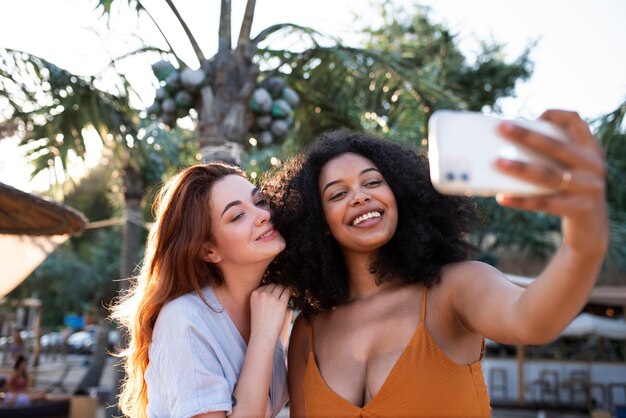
[427,110,566,197]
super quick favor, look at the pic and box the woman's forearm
[229,334,277,418]
[513,242,606,343]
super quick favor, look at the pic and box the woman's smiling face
[206,175,285,268]
[318,153,398,255]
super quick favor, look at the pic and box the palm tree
[0,46,195,394]
[95,0,504,163]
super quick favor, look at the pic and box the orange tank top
[302,287,491,417]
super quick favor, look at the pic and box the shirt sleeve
[269,341,289,417]
[152,301,233,418]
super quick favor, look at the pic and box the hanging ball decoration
[271,99,292,119]
[281,87,300,108]
[148,58,218,128]
[152,60,177,82]
[249,88,273,114]
[155,86,169,101]
[175,90,193,108]
[247,76,300,147]
[180,68,206,92]
[255,114,273,130]
[161,98,177,114]
[264,77,287,99]
[270,119,289,139]
[165,72,181,93]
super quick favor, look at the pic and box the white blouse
[145,286,288,418]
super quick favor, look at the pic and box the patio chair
[488,367,508,400]
[525,369,559,404]
[35,363,73,394]
[608,383,626,415]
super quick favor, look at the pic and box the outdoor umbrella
[0,182,87,297]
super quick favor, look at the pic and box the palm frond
[94,0,146,21]
[1,48,138,183]
[253,23,322,47]
[104,46,174,70]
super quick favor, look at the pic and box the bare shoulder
[439,260,509,292]
[442,260,504,277]
[430,261,511,313]
[289,312,310,360]
[435,260,525,337]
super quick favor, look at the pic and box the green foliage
[9,166,121,325]
[254,2,532,151]
[361,3,534,112]
[9,242,99,327]
[594,99,626,269]
[138,123,200,220]
[472,197,561,260]
[0,48,138,188]
[0,45,200,326]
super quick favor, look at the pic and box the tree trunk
[107,165,146,418]
[196,50,258,164]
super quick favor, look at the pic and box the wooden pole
[623,305,626,364]
[517,344,525,406]
[32,305,41,367]
[2,311,14,367]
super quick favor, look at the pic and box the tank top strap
[420,285,427,324]
[479,337,486,360]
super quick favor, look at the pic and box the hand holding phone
[428,110,567,197]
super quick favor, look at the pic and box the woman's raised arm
[450,110,608,345]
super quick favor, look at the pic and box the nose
[254,206,271,226]
[350,189,371,206]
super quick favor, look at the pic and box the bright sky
[1,0,625,192]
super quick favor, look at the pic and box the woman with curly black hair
[264,110,608,417]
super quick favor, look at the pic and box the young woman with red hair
[111,163,290,418]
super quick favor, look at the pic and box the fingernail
[496,159,522,168]
[496,194,518,205]
[499,122,515,134]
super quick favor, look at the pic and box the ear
[200,243,222,264]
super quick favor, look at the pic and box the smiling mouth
[256,227,277,240]
[351,211,383,226]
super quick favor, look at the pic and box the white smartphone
[427,110,567,197]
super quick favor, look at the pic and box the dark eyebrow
[220,188,260,217]
[221,200,241,217]
[322,168,380,193]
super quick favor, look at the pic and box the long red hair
[110,163,245,418]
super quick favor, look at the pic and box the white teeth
[352,211,381,226]
[257,229,274,240]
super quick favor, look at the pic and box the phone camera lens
[445,171,455,182]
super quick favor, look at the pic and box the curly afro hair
[263,129,477,317]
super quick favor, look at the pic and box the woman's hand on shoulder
[250,284,292,343]
[495,109,608,258]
